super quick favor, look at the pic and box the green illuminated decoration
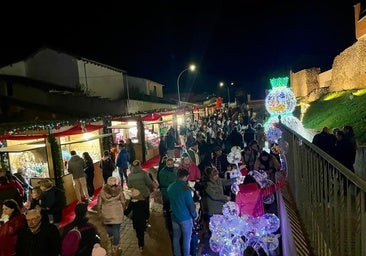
[270,76,289,88]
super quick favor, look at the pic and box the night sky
[0,1,358,100]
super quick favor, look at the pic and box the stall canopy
[2,124,104,140]
[60,133,113,145]
[142,113,162,122]
[0,143,46,153]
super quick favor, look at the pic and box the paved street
[88,196,175,256]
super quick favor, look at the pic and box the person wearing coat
[82,152,95,198]
[0,199,27,256]
[235,170,287,217]
[203,166,235,216]
[68,150,90,203]
[127,160,153,228]
[97,176,126,255]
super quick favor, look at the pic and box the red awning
[2,124,104,140]
[141,113,162,122]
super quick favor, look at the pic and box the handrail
[280,123,366,256]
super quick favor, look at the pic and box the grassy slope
[301,89,366,146]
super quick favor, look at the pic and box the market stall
[108,117,144,161]
[0,122,108,205]
[142,113,163,161]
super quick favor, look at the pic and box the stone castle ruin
[290,3,366,103]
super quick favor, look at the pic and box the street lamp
[177,64,196,107]
[220,82,234,106]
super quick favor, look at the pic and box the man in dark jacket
[16,209,61,256]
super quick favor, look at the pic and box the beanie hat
[181,152,189,159]
[92,243,107,256]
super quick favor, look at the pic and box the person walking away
[16,209,61,256]
[124,188,148,252]
[166,127,178,158]
[115,143,130,184]
[97,176,126,255]
[167,168,198,256]
[0,199,27,256]
[99,150,116,184]
[126,138,136,165]
[68,150,90,203]
[83,152,95,198]
[127,160,153,229]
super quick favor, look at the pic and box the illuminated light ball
[265,86,297,115]
[265,126,283,143]
[209,214,225,232]
[222,201,240,219]
[229,217,248,237]
[262,179,275,204]
[219,242,243,256]
[227,151,242,165]
[259,233,280,252]
[209,234,223,253]
[262,213,281,234]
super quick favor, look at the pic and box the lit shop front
[0,138,49,178]
[109,113,172,162]
[142,113,163,161]
[0,123,107,204]
[108,117,144,161]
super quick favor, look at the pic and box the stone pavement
[119,203,173,256]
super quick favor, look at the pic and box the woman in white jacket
[97,176,126,255]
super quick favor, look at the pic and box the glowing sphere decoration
[222,201,240,219]
[265,77,297,115]
[209,202,281,255]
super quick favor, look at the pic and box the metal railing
[280,124,366,256]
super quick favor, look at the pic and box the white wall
[77,61,124,100]
[0,62,26,76]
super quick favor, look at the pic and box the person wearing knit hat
[97,175,126,255]
[126,159,154,252]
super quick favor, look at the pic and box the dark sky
[0,1,358,100]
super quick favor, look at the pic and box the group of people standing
[0,169,66,256]
[312,125,357,172]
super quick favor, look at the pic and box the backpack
[61,226,90,256]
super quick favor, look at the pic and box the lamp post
[177,64,196,107]
[220,82,234,106]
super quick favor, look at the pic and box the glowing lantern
[265,77,296,115]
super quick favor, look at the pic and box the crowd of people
[2,110,358,256]
[154,111,288,256]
